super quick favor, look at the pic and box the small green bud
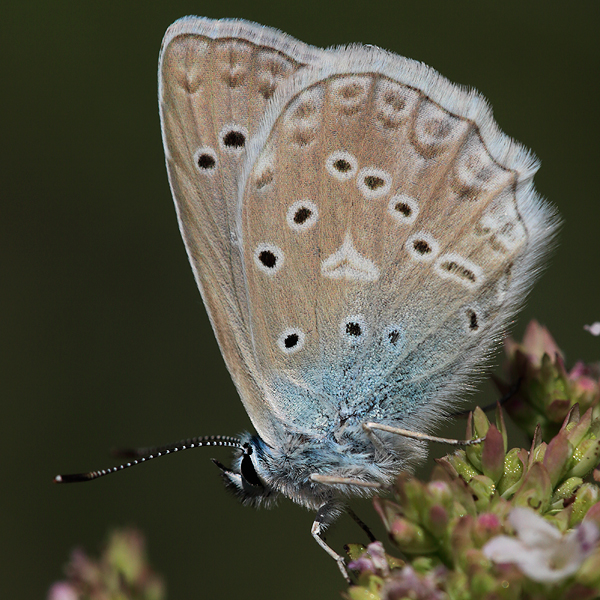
[389,518,438,554]
[564,407,592,448]
[567,438,600,479]
[391,475,424,523]
[570,483,600,527]
[511,462,552,512]
[576,548,600,587]
[447,450,479,482]
[543,431,571,488]
[424,504,448,539]
[495,405,509,454]
[468,475,496,511]
[498,448,525,497]
[551,476,583,505]
[472,406,491,438]
[347,573,384,600]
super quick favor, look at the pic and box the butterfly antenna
[54,435,243,484]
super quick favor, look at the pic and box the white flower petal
[518,553,581,583]
[483,536,530,563]
[509,508,562,547]
[485,510,600,584]
[584,322,600,336]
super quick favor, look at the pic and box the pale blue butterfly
[56,16,559,578]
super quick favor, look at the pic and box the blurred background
[2,1,599,598]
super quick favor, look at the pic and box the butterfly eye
[240,450,262,487]
[388,194,419,225]
[326,151,358,181]
[219,125,248,153]
[286,200,318,232]
[193,147,218,173]
[405,232,440,262]
[341,316,367,345]
[357,167,392,199]
[277,328,306,354]
[254,244,284,275]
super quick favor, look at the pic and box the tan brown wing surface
[158,17,330,444]
[238,48,557,435]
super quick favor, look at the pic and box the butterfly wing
[158,17,331,445]
[238,46,558,438]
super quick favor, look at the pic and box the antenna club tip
[54,475,63,483]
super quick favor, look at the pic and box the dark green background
[3,1,599,598]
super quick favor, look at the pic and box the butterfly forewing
[239,48,557,436]
[158,18,331,444]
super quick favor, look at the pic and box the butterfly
[56,16,558,579]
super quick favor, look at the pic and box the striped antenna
[54,435,242,483]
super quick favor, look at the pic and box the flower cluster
[348,406,600,599]
[47,529,164,600]
[348,321,600,600]
[496,320,600,441]
[46,322,600,599]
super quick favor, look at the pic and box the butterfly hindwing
[239,47,557,436]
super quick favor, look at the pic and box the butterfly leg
[361,423,388,458]
[347,506,376,543]
[363,422,484,446]
[311,501,351,582]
